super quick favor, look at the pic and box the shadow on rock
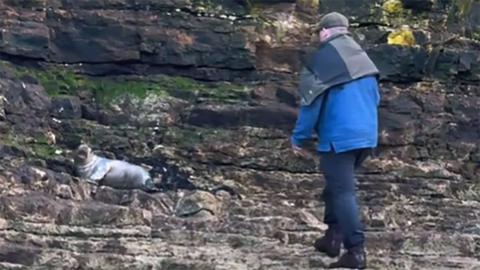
[93,186,175,216]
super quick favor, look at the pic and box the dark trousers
[320,148,371,249]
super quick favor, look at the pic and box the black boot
[314,226,342,257]
[329,245,366,269]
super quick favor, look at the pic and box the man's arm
[290,93,324,148]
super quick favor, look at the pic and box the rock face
[0,0,256,81]
[50,96,83,119]
[0,0,479,269]
[1,0,478,83]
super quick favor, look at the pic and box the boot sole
[328,262,366,269]
[314,247,340,258]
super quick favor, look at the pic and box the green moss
[4,62,249,105]
[30,143,57,159]
[472,31,480,41]
[89,78,169,105]
[163,126,205,149]
[166,76,249,103]
[1,132,58,159]
[15,66,87,96]
[162,126,238,149]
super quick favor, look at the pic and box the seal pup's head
[74,144,94,165]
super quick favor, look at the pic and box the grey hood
[298,33,379,106]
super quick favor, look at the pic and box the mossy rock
[4,61,250,106]
[1,132,59,160]
[175,190,221,218]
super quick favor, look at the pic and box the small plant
[472,31,480,41]
[446,0,477,38]
[455,0,474,17]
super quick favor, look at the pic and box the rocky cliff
[0,0,479,269]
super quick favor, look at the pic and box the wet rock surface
[0,0,479,269]
[0,0,256,81]
[0,70,479,270]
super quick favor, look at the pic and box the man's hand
[292,144,311,159]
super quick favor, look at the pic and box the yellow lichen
[382,0,404,15]
[387,25,416,47]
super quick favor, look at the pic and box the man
[290,12,380,269]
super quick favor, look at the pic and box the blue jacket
[291,75,380,153]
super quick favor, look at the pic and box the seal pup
[74,144,158,192]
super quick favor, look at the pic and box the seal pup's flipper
[142,178,160,193]
[209,185,243,200]
[88,161,110,181]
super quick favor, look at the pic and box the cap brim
[313,23,323,32]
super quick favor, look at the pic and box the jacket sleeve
[297,66,319,106]
[290,93,324,147]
